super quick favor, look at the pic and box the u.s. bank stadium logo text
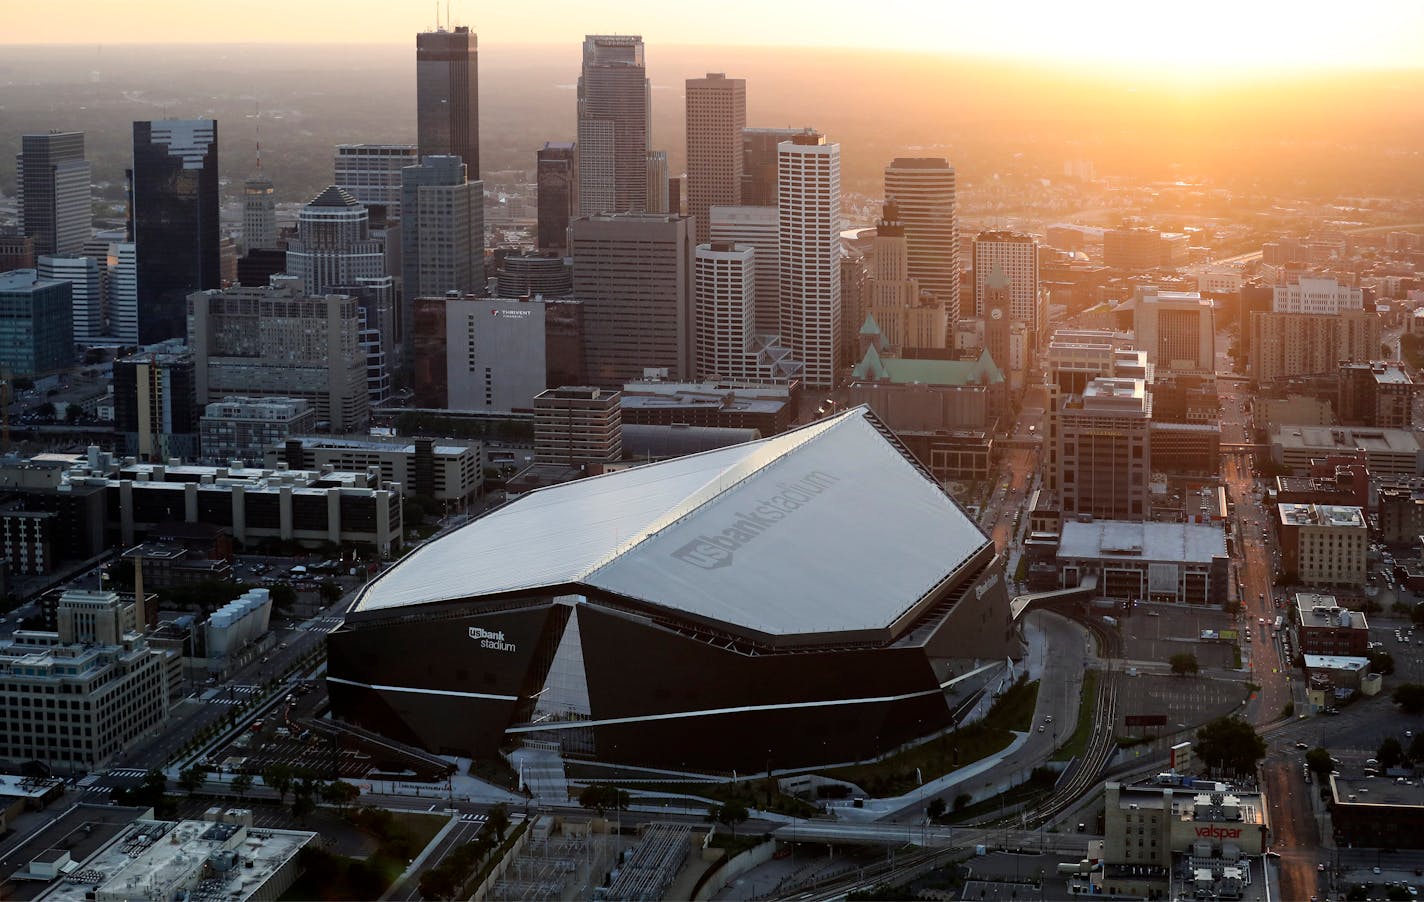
[671,471,839,570]
[469,626,517,652]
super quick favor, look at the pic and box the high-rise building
[334,144,419,223]
[416,26,480,178]
[188,285,370,432]
[536,142,578,253]
[495,252,573,298]
[0,270,72,378]
[131,119,221,344]
[1272,275,1364,315]
[1338,361,1417,429]
[1057,377,1152,520]
[865,200,947,354]
[106,240,139,343]
[38,254,103,345]
[533,386,623,464]
[1103,226,1189,270]
[1132,286,1215,375]
[1249,309,1381,383]
[400,155,483,360]
[199,397,317,464]
[16,131,91,257]
[285,186,386,296]
[695,241,756,380]
[0,232,37,271]
[685,73,746,243]
[709,205,778,335]
[242,174,277,251]
[113,343,199,461]
[778,133,841,388]
[741,127,806,206]
[972,230,1040,343]
[577,35,649,215]
[883,157,959,323]
[569,212,695,385]
[645,151,670,214]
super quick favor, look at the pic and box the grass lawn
[387,810,447,852]
[1051,670,1098,762]
[821,679,1040,798]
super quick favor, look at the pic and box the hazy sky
[7,0,1424,72]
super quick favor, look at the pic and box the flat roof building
[268,435,482,503]
[1271,425,1423,477]
[1055,520,1228,605]
[1276,503,1368,586]
[1293,593,1368,658]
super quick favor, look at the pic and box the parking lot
[1369,617,1424,683]
[1120,604,1238,670]
[1114,672,1250,735]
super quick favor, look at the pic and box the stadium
[326,406,1014,774]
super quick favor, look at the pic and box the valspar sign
[469,626,517,652]
[671,471,840,570]
[1194,825,1242,840]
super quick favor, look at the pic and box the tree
[926,797,947,821]
[577,784,628,816]
[232,773,253,800]
[268,583,297,609]
[1305,748,1335,779]
[64,403,84,422]
[178,764,208,795]
[1369,650,1396,676]
[291,792,315,826]
[321,780,359,812]
[1170,653,1199,676]
[34,401,56,419]
[953,793,972,813]
[1378,737,1406,770]
[712,801,750,837]
[1412,605,1424,627]
[1394,683,1424,715]
[1193,716,1267,775]
[318,581,343,604]
[487,802,510,842]
[1410,732,1424,762]
[263,764,295,805]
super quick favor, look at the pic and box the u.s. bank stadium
[326,406,1014,774]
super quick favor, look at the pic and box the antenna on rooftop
[254,102,262,173]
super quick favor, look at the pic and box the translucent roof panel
[355,407,991,638]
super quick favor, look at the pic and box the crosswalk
[309,617,344,634]
[108,768,149,779]
[459,813,487,823]
[208,685,262,705]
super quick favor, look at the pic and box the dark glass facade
[416,27,479,179]
[131,120,221,344]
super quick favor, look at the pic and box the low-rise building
[847,345,1006,430]
[1276,503,1367,586]
[1338,361,1416,429]
[268,435,482,503]
[1271,425,1423,477]
[1331,770,1424,849]
[199,397,317,464]
[1293,593,1368,657]
[1148,421,1220,475]
[1055,520,1228,605]
[38,814,315,902]
[619,381,796,435]
[533,386,622,465]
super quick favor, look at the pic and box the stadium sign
[671,471,840,570]
[468,626,517,652]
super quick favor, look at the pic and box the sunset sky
[6,0,1423,73]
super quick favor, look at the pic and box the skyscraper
[1132,286,1215,375]
[17,131,91,257]
[742,127,806,206]
[131,119,220,344]
[1057,377,1152,520]
[38,254,103,344]
[778,132,841,389]
[569,212,694,385]
[334,144,420,223]
[695,241,756,380]
[536,142,578,253]
[685,73,746,243]
[400,156,483,360]
[577,35,649,215]
[710,205,778,336]
[285,186,387,296]
[242,174,277,252]
[416,26,480,178]
[645,150,670,213]
[0,270,72,379]
[883,157,959,322]
[972,230,1041,343]
[106,240,138,344]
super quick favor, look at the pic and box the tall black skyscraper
[16,131,91,257]
[537,142,578,253]
[130,119,220,344]
[416,26,480,179]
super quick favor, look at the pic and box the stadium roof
[355,406,992,639]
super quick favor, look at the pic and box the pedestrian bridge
[1008,577,1097,621]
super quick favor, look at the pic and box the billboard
[1125,714,1169,727]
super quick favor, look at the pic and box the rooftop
[1058,520,1227,565]
[850,346,1004,387]
[1276,502,1366,529]
[353,407,992,642]
[1294,593,1368,631]
[1273,426,1422,454]
[1302,654,1370,672]
[0,270,68,293]
[40,818,314,902]
[1332,772,1424,809]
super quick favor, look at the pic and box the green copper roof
[851,346,1005,386]
[859,312,882,336]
